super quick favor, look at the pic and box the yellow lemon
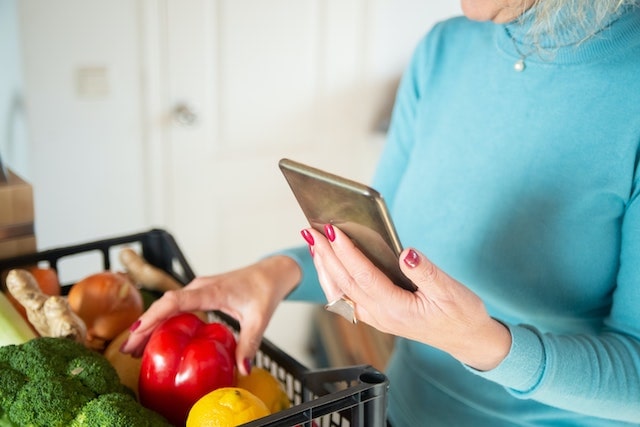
[236,367,291,413]
[186,387,270,427]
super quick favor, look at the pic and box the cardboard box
[0,169,36,259]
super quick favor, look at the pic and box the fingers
[122,286,267,377]
[301,225,402,328]
[301,228,347,303]
[234,318,267,376]
[120,286,212,356]
[305,225,400,301]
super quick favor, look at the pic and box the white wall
[16,0,148,248]
[0,0,29,178]
[12,1,462,250]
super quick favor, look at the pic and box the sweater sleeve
[470,176,640,423]
[473,324,640,422]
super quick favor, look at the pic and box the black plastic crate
[0,228,389,427]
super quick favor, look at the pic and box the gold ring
[325,296,357,324]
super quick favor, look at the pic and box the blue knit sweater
[285,4,640,425]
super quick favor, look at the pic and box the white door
[144,0,460,273]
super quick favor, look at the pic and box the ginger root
[5,269,87,343]
[119,248,182,292]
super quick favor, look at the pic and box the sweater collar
[496,4,640,66]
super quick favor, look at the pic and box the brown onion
[68,271,143,350]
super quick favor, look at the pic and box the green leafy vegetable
[0,337,171,427]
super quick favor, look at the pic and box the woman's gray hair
[523,0,637,45]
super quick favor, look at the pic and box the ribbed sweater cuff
[467,323,545,394]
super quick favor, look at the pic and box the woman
[122,1,640,425]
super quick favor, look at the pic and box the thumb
[399,248,442,291]
[234,319,266,376]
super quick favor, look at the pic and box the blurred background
[1,0,460,367]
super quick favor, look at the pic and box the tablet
[279,158,417,292]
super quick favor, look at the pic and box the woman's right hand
[119,255,301,375]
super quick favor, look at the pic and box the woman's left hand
[302,224,512,371]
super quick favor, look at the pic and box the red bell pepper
[139,312,237,426]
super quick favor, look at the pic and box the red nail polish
[129,319,141,332]
[243,358,252,374]
[404,249,420,268]
[324,224,336,242]
[301,229,314,245]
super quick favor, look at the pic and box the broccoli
[9,376,94,426]
[0,337,171,427]
[0,362,25,411]
[71,392,173,427]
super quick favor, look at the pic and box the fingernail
[403,249,420,268]
[324,224,336,242]
[301,229,314,245]
[243,358,252,375]
[119,338,129,353]
[129,319,141,332]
